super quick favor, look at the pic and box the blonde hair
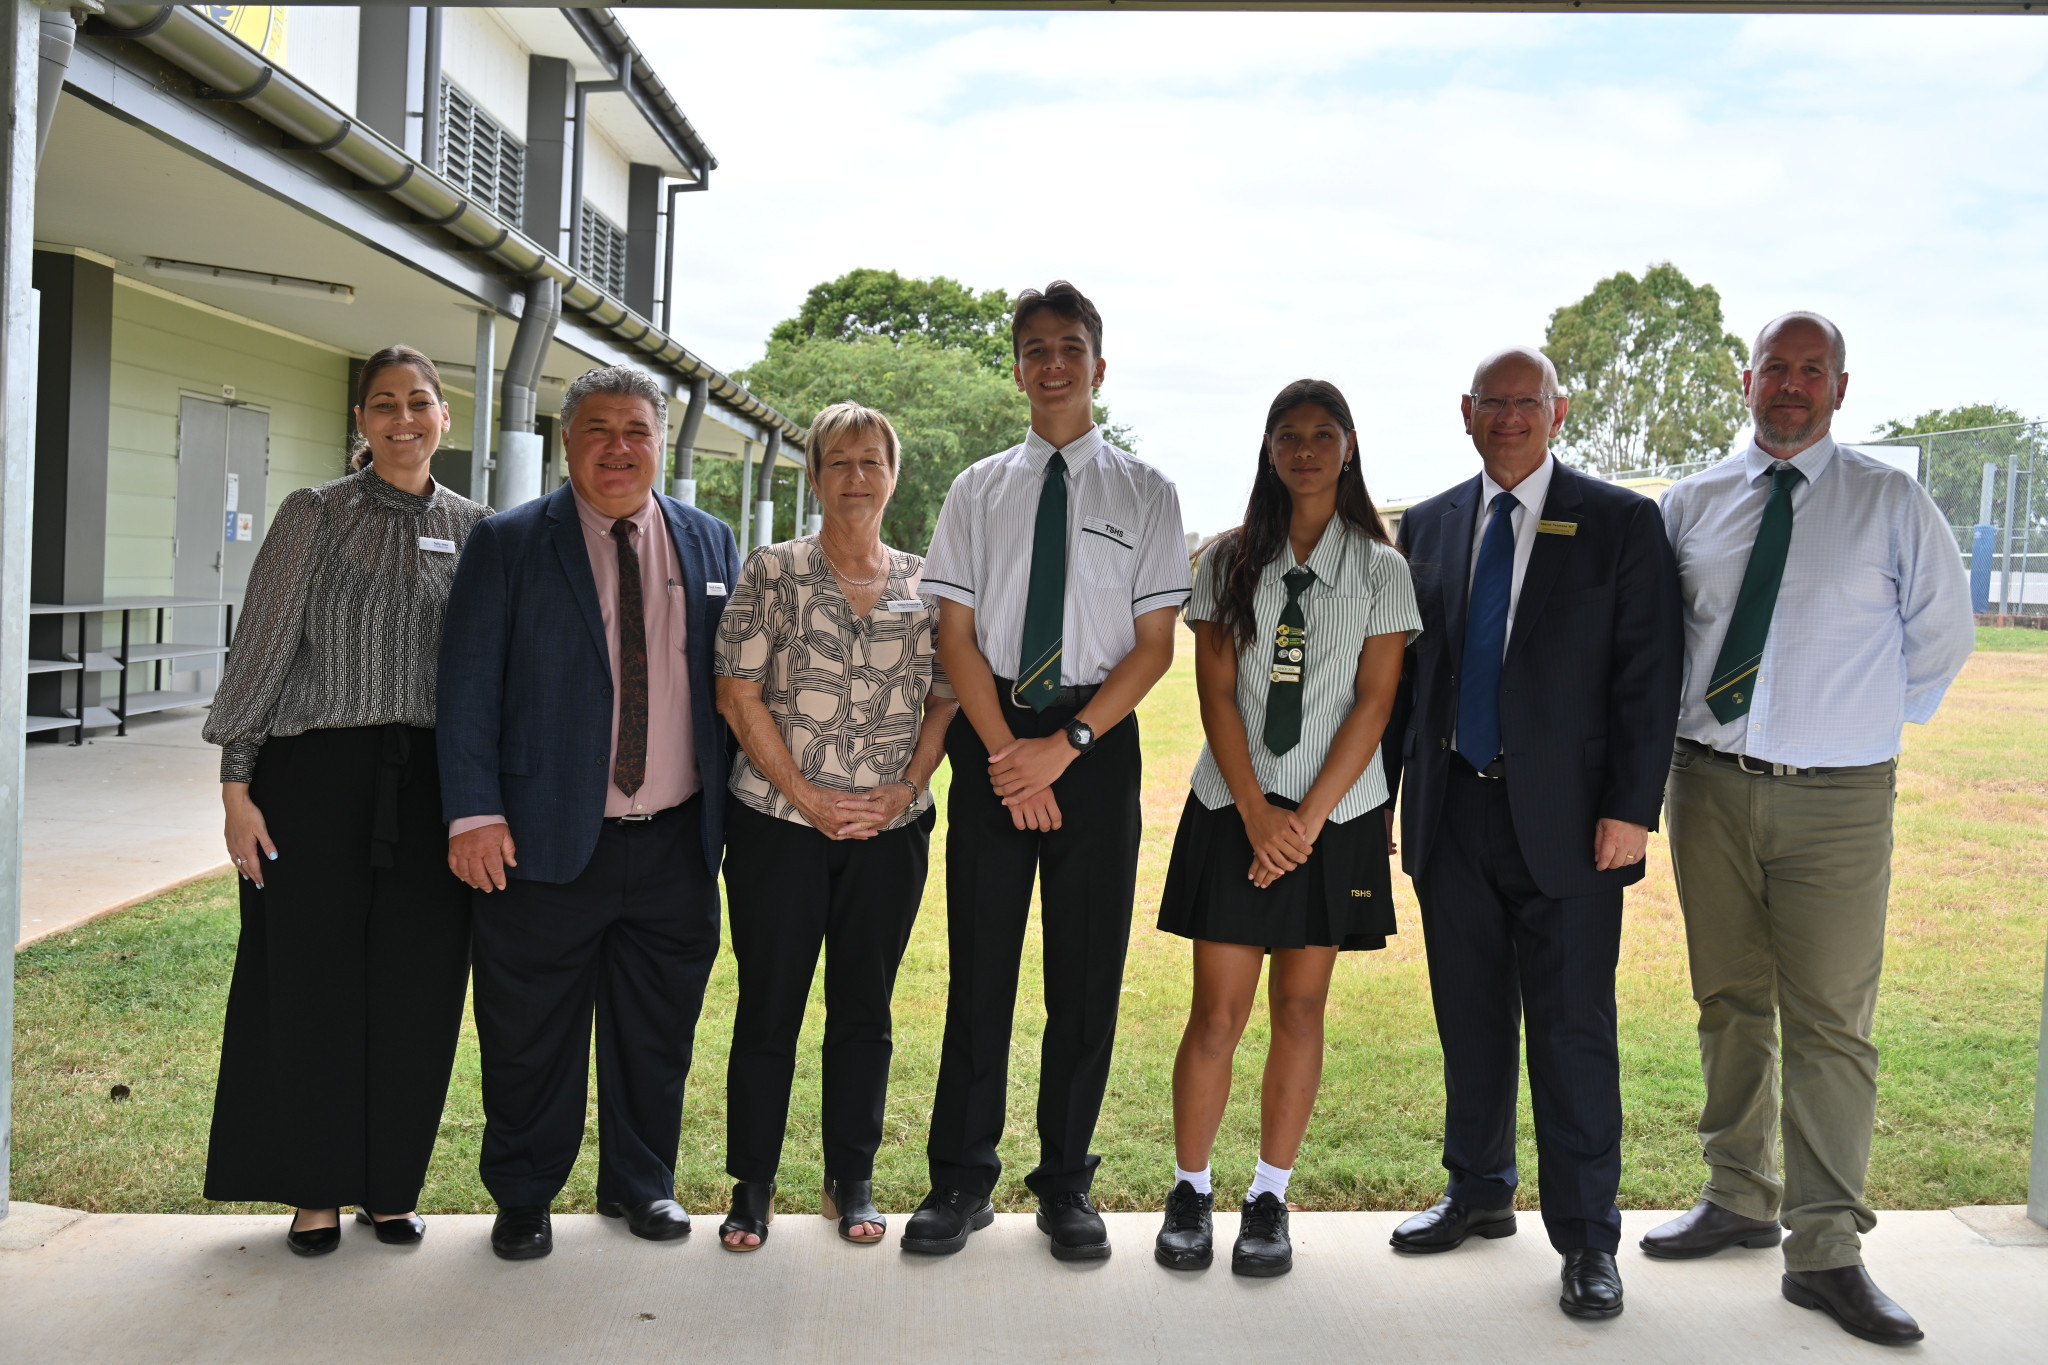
[806,401,900,480]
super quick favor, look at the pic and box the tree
[1543,263,1747,477]
[770,268,1014,373]
[1871,403,2044,532]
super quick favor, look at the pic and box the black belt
[605,796,692,827]
[1677,737,1832,777]
[1451,752,1506,780]
[994,677,1100,711]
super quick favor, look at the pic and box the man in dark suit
[1385,346,1681,1319]
[438,365,739,1260]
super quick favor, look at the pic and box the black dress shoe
[490,1205,552,1261]
[1782,1267,1924,1345]
[1232,1192,1293,1278]
[286,1210,341,1258]
[1389,1196,1516,1253]
[1154,1180,1214,1270]
[1640,1199,1782,1260]
[598,1198,692,1242]
[354,1209,425,1245]
[1037,1191,1111,1262]
[900,1186,995,1255]
[1559,1248,1624,1319]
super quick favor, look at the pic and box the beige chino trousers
[1664,739,1897,1272]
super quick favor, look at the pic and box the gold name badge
[1537,520,1578,536]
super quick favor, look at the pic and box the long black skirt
[1157,791,1395,952]
[203,725,472,1212]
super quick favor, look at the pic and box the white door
[172,396,270,690]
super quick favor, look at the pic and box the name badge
[883,598,925,613]
[1537,520,1577,536]
[706,582,727,596]
[1081,515,1136,548]
[418,536,456,554]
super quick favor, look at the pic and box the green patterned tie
[1262,567,1315,755]
[1705,462,1805,723]
[1015,450,1067,711]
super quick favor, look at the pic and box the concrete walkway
[19,708,226,946]
[2,1205,2043,1363]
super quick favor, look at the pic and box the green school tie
[1262,567,1315,755]
[1705,462,1805,724]
[1015,450,1067,711]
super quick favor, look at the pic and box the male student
[906,281,1192,1261]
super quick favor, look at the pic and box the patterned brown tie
[610,519,648,797]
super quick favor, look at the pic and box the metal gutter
[84,4,801,450]
[559,7,717,182]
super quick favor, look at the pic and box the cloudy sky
[627,6,2048,534]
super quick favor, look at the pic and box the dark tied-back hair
[349,344,445,472]
[1208,378,1395,653]
[1010,280,1103,360]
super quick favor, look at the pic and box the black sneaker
[1037,1191,1111,1261]
[1232,1192,1292,1277]
[899,1186,994,1255]
[1154,1180,1214,1270]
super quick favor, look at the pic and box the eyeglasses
[1470,394,1560,418]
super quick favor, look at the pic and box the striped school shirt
[920,425,1193,686]
[1186,520,1422,823]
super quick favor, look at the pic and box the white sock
[1247,1159,1292,1203]
[1174,1164,1212,1196]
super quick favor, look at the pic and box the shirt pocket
[1074,515,1137,597]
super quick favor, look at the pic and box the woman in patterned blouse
[201,346,487,1257]
[712,402,958,1251]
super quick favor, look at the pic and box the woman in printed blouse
[712,401,958,1251]
[201,345,487,1256]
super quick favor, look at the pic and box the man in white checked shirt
[1643,313,1973,1347]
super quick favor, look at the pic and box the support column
[470,310,495,507]
[737,441,753,557]
[522,56,571,259]
[671,374,705,506]
[625,164,660,319]
[755,429,779,552]
[3,0,46,1224]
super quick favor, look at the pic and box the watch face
[1070,722,1094,748]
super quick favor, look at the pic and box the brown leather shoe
[1782,1267,1924,1345]
[1640,1199,1782,1260]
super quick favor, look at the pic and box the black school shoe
[1154,1180,1215,1270]
[490,1205,552,1261]
[1038,1191,1111,1261]
[900,1186,995,1255]
[1232,1192,1293,1277]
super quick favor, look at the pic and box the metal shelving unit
[26,597,235,744]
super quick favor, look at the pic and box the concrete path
[2,1205,2042,1363]
[19,708,225,947]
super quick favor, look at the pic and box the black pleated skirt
[1157,791,1395,952]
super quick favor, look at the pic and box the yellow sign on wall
[203,6,288,63]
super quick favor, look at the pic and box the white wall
[582,122,630,228]
[279,6,358,116]
[442,7,530,137]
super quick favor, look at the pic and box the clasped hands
[987,732,1080,832]
[791,779,916,841]
[1241,799,1328,889]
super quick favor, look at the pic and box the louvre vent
[578,202,629,299]
[437,78,525,223]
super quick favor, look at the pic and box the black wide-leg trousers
[723,801,933,1184]
[471,797,719,1209]
[925,697,1142,1201]
[1413,765,1625,1254]
[204,725,472,1213]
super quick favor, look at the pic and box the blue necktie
[1458,490,1519,769]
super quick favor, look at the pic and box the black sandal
[719,1180,774,1252]
[822,1177,885,1244]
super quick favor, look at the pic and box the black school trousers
[1413,763,1625,1254]
[204,725,472,1213]
[723,801,934,1184]
[925,696,1142,1201]
[471,797,720,1208]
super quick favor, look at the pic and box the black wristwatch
[1063,719,1097,755]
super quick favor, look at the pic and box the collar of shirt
[572,486,660,544]
[1478,451,1556,522]
[1021,423,1105,475]
[1288,514,1354,582]
[1742,431,1838,490]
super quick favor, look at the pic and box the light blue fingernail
[267,851,277,860]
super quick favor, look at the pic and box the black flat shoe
[1154,1180,1214,1270]
[490,1204,552,1261]
[900,1186,995,1255]
[1037,1191,1111,1262]
[597,1198,692,1242]
[1389,1195,1517,1253]
[822,1177,885,1244]
[286,1210,341,1258]
[718,1180,774,1252]
[1232,1192,1293,1277]
[1559,1248,1624,1319]
[1782,1267,1924,1345]
[1640,1198,1783,1259]
[354,1209,425,1245]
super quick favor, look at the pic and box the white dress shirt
[921,425,1193,686]
[1468,452,1557,659]
[1662,435,1975,769]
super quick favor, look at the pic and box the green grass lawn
[12,627,2045,1218]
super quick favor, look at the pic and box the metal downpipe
[35,7,73,165]
[754,428,780,551]
[672,374,706,506]
[497,277,560,509]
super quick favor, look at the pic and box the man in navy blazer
[1384,346,1681,1319]
[438,365,739,1261]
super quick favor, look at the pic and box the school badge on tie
[1262,567,1315,755]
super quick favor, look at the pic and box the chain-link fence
[1866,421,2044,615]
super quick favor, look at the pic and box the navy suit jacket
[436,484,740,884]
[1386,461,1682,902]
